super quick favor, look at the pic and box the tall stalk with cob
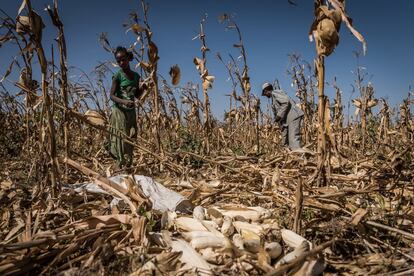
[309,0,366,185]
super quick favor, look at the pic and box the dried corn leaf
[327,0,367,54]
[132,216,147,245]
[85,214,133,228]
[139,61,150,71]
[17,0,26,15]
[132,23,145,34]
[367,99,378,108]
[45,2,63,28]
[324,97,338,151]
[352,98,362,108]
[148,41,159,63]
[200,46,209,53]
[16,11,45,41]
[202,75,215,90]
[0,33,13,45]
[169,64,181,86]
[193,57,205,73]
[350,208,368,226]
[0,59,16,83]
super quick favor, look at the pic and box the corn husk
[265,242,283,259]
[169,238,213,276]
[233,221,264,236]
[206,207,223,219]
[232,234,244,250]
[84,110,106,127]
[216,205,271,222]
[220,216,234,236]
[181,230,222,241]
[281,229,312,249]
[174,217,218,232]
[193,205,205,220]
[211,216,223,227]
[161,211,177,230]
[241,229,261,253]
[275,240,310,267]
[243,238,260,254]
[199,248,222,265]
[190,236,229,250]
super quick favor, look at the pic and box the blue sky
[1,0,413,119]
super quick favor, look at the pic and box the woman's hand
[123,100,135,108]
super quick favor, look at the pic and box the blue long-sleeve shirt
[271,89,304,124]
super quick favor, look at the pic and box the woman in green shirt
[109,46,143,168]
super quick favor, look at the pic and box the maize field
[0,1,413,275]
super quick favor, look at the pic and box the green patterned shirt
[112,70,140,110]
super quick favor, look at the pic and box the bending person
[262,82,304,150]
